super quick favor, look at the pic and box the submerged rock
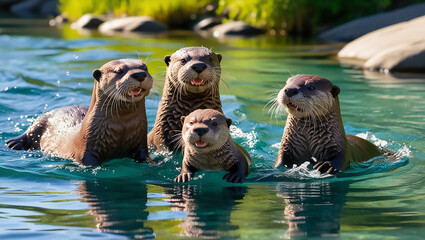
[320,3,425,42]
[99,16,167,34]
[211,21,264,37]
[338,15,425,73]
[72,14,105,29]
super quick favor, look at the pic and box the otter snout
[191,63,207,73]
[285,88,299,97]
[194,127,209,136]
[131,72,147,82]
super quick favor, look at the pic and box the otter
[148,47,223,152]
[6,59,153,166]
[274,74,382,174]
[174,109,253,183]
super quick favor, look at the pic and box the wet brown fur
[6,59,153,166]
[175,109,253,183]
[148,47,223,152]
[274,74,382,173]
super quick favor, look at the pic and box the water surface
[0,20,424,239]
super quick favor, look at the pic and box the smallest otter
[175,109,253,183]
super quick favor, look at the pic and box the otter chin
[174,109,253,183]
[274,74,382,174]
[6,59,153,166]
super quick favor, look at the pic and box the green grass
[59,0,425,34]
[217,0,395,35]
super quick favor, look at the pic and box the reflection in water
[276,181,348,238]
[78,180,154,239]
[162,184,247,239]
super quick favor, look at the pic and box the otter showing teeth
[194,140,208,148]
[191,78,205,86]
[6,59,154,166]
[148,46,224,152]
[175,109,253,183]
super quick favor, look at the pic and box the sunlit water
[1,20,424,240]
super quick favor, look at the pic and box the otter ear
[180,116,186,125]
[93,69,101,81]
[216,53,222,63]
[331,85,340,98]
[164,55,171,66]
[226,118,232,128]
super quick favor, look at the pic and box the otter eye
[212,122,217,126]
[181,59,187,64]
[209,57,213,63]
[114,69,123,74]
[307,86,315,90]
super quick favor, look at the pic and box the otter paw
[174,173,192,183]
[223,172,245,183]
[313,161,339,174]
[6,134,29,150]
[134,148,150,163]
[81,154,101,167]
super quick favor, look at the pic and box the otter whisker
[170,131,184,151]
[103,85,119,117]
[101,84,117,111]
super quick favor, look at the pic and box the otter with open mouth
[6,59,153,166]
[273,74,383,174]
[174,109,253,183]
[148,46,223,152]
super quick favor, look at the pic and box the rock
[320,3,425,42]
[39,0,59,17]
[363,42,425,73]
[99,16,167,34]
[0,0,24,7]
[338,15,425,73]
[211,21,264,37]
[49,15,69,26]
[10,0,58,17]
[72,14,105,29]
[10,0,41,17]
[193,17,223,31]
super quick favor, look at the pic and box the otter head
[277,74,340,119]
[92,59,153,103]
[165,47,222,94]
[181,109,232,153]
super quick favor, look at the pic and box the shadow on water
[78,180,154,239]
[161,184,247,239]
[275,180,348,239]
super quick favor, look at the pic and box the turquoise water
[1,21,425,239]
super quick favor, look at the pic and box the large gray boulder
[338,15,425,73]
[211,21,264,37]
[99,16,167,34]
[320,3,425,42]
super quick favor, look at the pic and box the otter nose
[191,63,207,73]
[194,127,209,136]
[285,88,299,97]
[131,72,147,82]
